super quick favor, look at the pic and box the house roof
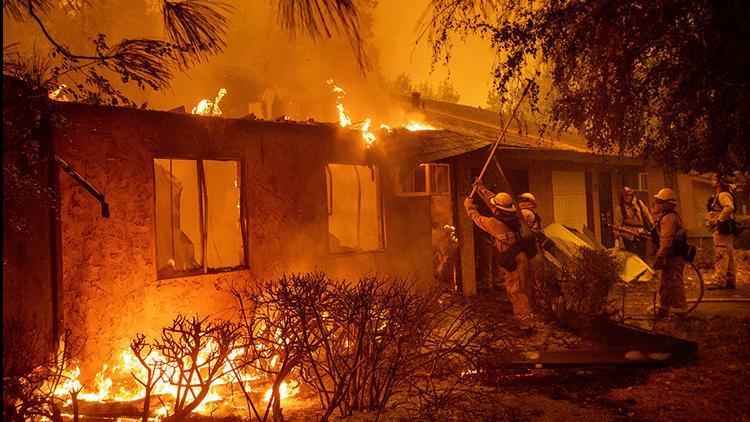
[382,96,641,167]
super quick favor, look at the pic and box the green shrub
[534,247,622,324]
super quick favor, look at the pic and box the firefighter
[465,184,534,330]
[517,193,543,235]
[517,192,546,309]
[614,186,654,259]
[652,188,688,317]
[707,173,737,290]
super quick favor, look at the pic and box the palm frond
[274,0,371,72]
[163,0,231,68]
[3,0,52,21]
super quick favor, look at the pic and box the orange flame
[53,336,300,418]
[48,84,70,102]
[404,120,437,131]
[192,88,227,116]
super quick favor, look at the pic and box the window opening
[326,164,384,253]
[154,158,245,279]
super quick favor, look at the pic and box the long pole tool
[468,78,534,199]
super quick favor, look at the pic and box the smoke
[3,0,497,118]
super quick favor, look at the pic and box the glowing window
[154,159,245,279]
[326,164,385,253]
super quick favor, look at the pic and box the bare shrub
[231,273,485,420]
[129,334,164,422]
[2,319,78,421]
[133,315,241,419]
[232,273,330,421]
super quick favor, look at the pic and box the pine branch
[163,0,231,68]
[274,0,371,72]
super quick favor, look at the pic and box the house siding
[50,103,434,379]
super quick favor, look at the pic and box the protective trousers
[712,232,736,287]
[659,255,686,310]
[500,252,533,320]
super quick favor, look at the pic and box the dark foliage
[425,0,750,171]
[2,319,78,421]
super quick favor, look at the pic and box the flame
[48,84,70,102]
[361,118,377,147]
[404,120,437,131]
[264,380,300,403]
[327,80,379,147]
[192,88,227,116]
[326,80,439,148]
[52,337,296,418]
[327,80,352,128]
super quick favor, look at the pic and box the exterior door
[552,171,588,231]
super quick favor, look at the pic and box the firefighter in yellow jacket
[652,188,688,317]
[707,173,737,290]
[465,184,534,329]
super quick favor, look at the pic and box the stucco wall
[52,104,434,378]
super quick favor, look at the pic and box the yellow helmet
[490,192,515,212]
[654,188,678,205]
[517,192,537,209]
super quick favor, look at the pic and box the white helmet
[517,192,537,209]
[490,192,515,212]
[654,188,678,205]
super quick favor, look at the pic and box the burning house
[3,85,722,412]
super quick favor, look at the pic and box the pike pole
[468,78,534,199]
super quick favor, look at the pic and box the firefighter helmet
[622,186,635,195]
[490,192,515,212]
[517,192,537,209]
[654,188,678,205]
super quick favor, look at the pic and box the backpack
[712,190,744,235]
[652,210,696,262]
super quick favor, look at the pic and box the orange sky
[371,0,498,108]
[3,0,499,112]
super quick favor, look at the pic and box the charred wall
[50,103,434,379]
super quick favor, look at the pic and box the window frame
[396,163,451,197]
[325,162,386,255]
[152,157,248,280]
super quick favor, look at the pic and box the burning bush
[33,273,482,420]
[231,272,483,420]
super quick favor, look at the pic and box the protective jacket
[464,196,533,320]
[708,190,736,234]
[653,207,687,310]
[654,210,687,259]
[614,198,654,241]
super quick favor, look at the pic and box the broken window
[154,158,245,279]
[397,164,451,195]
[326,164,384,253]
